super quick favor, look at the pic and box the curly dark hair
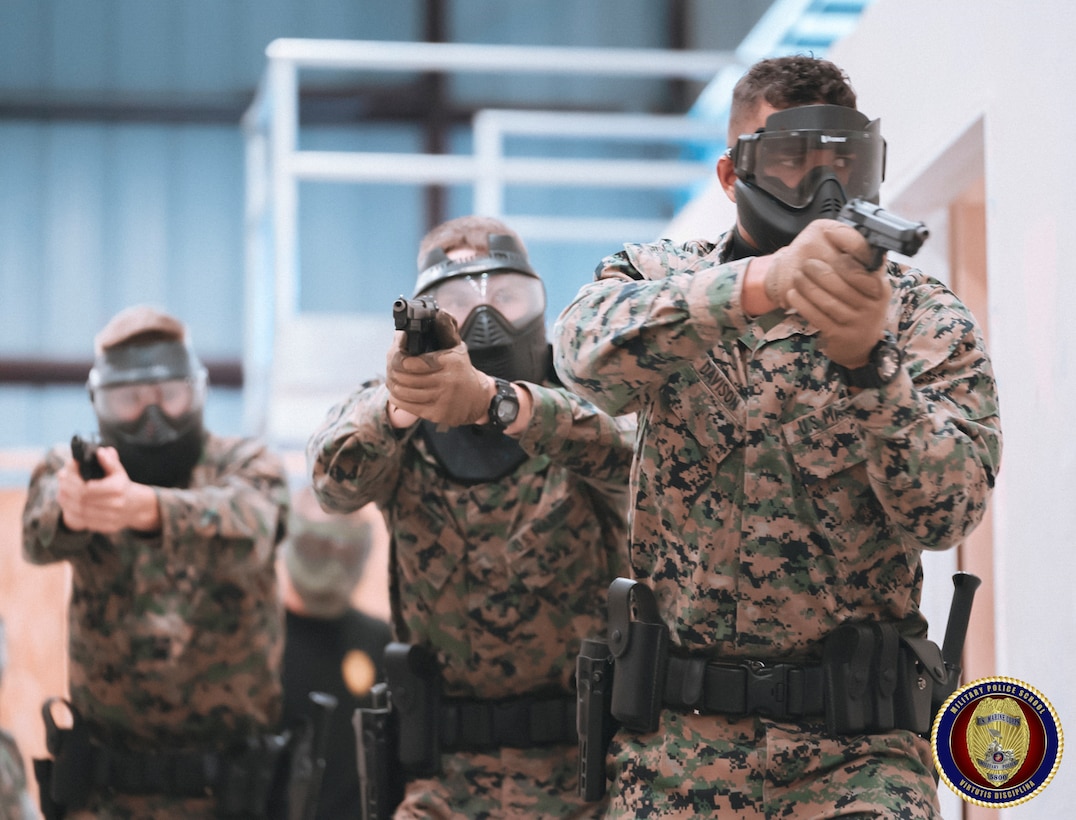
[728,55,858,142]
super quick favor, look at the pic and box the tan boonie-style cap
[94,305,186,354]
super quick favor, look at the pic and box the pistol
[392,296,442,356]
[70,434,105,481]
[837,198,930,270]
[576,638,617,802]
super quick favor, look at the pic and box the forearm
[553,260,752,415]
[308,383,406,513]
[22,448,94,563]
[515,383,635,484]
[853,343,1002,550]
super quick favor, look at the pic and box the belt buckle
[743,661,789,719]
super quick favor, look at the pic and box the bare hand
[57,447,160,534]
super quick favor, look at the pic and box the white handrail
[242,38,738,438]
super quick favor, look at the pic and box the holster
[35,698,93,815]
[575,638,617,802]
[33,757,64,820]
[608,578,669,734]
[354,683,402,820]
[383,642,441,776]
[822,622,946,736]
[286,691,338,820]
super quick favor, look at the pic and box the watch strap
[834,333,901,389]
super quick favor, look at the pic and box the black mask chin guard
[731,104,886,255]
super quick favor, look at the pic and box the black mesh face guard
[732,104,885,209]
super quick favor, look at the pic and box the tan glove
[385,311,494,427]
[785,235,893,368]
[764,219,878,310]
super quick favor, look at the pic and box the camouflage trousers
[603,711,942,819]
[395,742,605,819]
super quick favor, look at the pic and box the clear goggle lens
[92,376,205,424]
[422,272,545,329]
[734,129,884,208]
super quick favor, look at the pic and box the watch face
[876,343,901,383]
[490,379,520,429]
[496,400,518,424]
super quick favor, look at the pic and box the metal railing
[241,38,737,441]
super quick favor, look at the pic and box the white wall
[668,3,1076,815]
[828,4,1076,815]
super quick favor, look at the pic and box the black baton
[933,571,982,715]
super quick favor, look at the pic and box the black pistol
[355,682,402,820]
[392,296,442,356]
[837,198,930,270]
[576,638,617,802]
[70,434,105,481]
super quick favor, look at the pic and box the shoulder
[598,236,722,281]
[891,264,983,332]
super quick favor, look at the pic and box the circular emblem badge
[933,676,1063,808]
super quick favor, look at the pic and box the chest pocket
[782,403,866,484]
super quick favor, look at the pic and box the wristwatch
[834,332,903,389]
[487,378,520,431]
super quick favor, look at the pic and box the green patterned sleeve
[516,382,636,487]
[307,381,411,514]
[153,436,289,569]
[849,274,1003,550]
[552,240,752,416]
[22,444,96,564]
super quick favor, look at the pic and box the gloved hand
[385,311,494,427]
[764,219,877,310]
[785,240,893,368]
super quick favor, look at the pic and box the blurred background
[2,2,1075,818]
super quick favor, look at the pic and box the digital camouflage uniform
[1,729,37,820]
[22,434,289,820]
[552,232,1002,819]
[308,378,634,819]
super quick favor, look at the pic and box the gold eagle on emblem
[966,696,1030,786]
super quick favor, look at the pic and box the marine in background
[23,305,290,819]
[308,215,635,818]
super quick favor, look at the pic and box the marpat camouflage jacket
[552,233,1002,659]
[308,380,634,698]
[23,434,289,749]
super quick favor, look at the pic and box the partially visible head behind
[281,487,374,619]
[722,55,884,255]
[88,305,208,487]
[414,215,548,384]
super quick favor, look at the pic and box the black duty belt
[662,656,825,720]
[91,745,223,796]
[440,694,576,750]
